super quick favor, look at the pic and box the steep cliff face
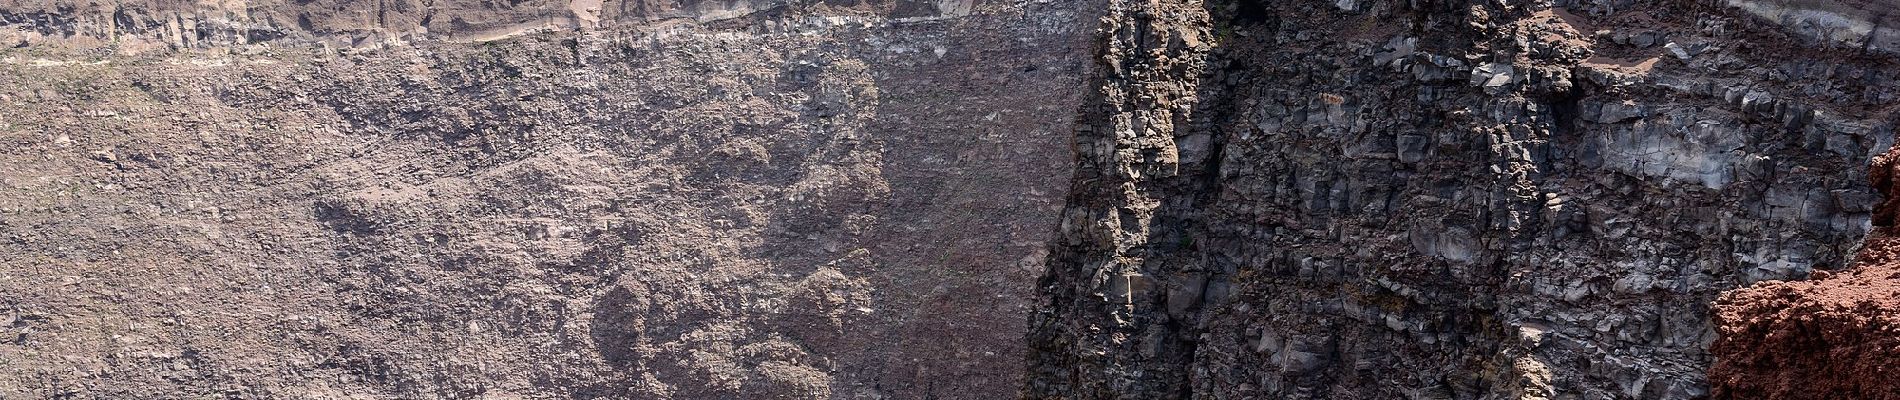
[1024,0,1215,396]
[8,0,1900,396]
[1708,146,1900,400]
[1030,0,1898,398]
[0,1,1095,398]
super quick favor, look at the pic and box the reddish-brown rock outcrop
[1711,150,1900,400]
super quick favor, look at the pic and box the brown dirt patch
[1709,147,1900,400]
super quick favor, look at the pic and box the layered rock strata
[0,0,1094,398]
[1709,147,1900,400]
[1029,0,1899,398]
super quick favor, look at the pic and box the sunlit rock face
[0,0,1095,398]
[1726,0,1900,51]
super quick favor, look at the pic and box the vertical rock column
[1023,0,1215,397]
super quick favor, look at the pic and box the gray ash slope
[7,0,1900,398]
[0,0,1093,398]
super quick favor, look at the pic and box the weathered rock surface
[9,0,1900,396]
[1029,0,1899,398]
[0,0,1092,398]
[1711,234,1900,400]
[0,0,985,50]
[1709,147,1900,400]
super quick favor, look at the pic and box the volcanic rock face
[0,1,1093,398]
[1028,0,1898,398]
[7,0,1900,396]
[1708,148,1900,400]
